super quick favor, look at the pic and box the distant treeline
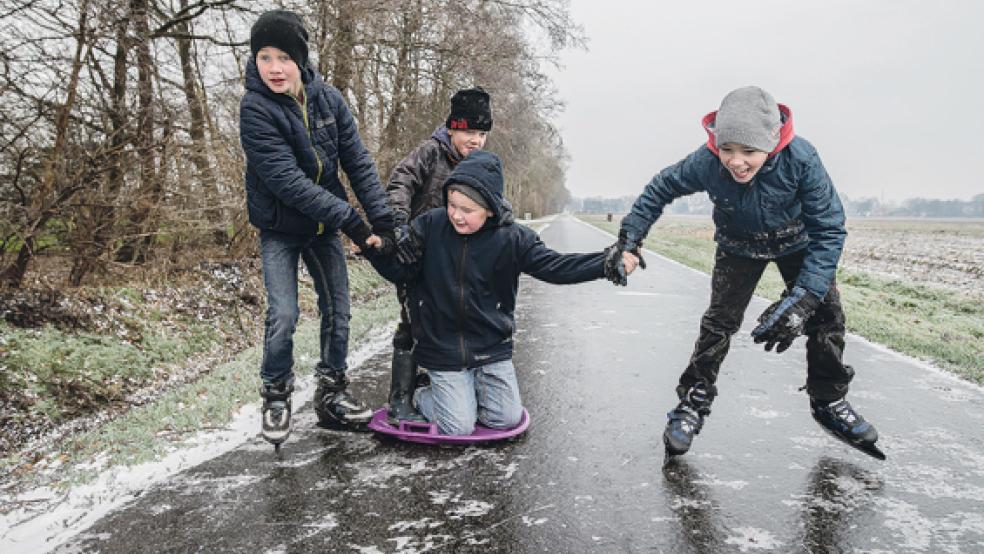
[573,193,984,218]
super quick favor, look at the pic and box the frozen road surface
[7,215,984,553]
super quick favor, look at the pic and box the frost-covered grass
[581,214,984,384]
[0,258,398,490]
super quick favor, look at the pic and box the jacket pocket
[273,202,318,235]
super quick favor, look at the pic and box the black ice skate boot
[314,366,372,429]
[387,348,425,425]
[810,397,885,460]
[260,378,294,452]
[663,382,713,459]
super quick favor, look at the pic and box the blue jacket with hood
[619,105,846,300]
[370,151,606,371]
[239,59,393,239]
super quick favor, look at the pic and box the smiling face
[718,143,769,184]
[448,129,488,158]
[446,190,492,234]
[256,46,301,96]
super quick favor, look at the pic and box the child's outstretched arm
[518,230,606,285]
[620,150,709,247]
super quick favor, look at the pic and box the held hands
[394,225,422,265]
[604,230,647,286]
[750,286,820,353]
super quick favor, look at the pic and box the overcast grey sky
[546,0,984,201]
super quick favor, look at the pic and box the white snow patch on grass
[0,327,394,554]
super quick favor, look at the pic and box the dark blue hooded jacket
[370,151,606,371]
[620,106,845,300]
[239,59,393,238]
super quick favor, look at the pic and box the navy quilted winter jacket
[240,59,393,238]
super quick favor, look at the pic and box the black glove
[394,224,422,265]
[344,220,373,253]
[603,229,646,286]
[374,228,397,256]
[751,286,820,353]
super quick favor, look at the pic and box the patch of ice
[724,526,782,551]
[446,499,493,518]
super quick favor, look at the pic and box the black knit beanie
[250,10,309,69]
[446,87,493,131]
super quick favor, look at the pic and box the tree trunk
[1,2,90,288]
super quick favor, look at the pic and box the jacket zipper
[457,238,468,366]
[293,91,325,234]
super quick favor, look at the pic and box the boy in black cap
[240,9,396,449]
[368,151,628,435]
[610,86,884,461]
[383,87,493,424]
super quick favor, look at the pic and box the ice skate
[259,378,294,453]
[811,397,885,460]
[663,382,712,460]
[314,368,372,429]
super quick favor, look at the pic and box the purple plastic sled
[368,408,530,445]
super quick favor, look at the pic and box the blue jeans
[259,229,350,385]
[415,360,524,435]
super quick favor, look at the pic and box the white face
[256,46,301,96]
[718,143,769,184]
[449,129,488,158]
[446,190,492,234]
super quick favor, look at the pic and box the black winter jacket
[386,126,462,226]
[370,151,606,371]
[240,59,393,240]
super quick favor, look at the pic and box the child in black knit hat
[240,9,397,450]
[382,87,494,424]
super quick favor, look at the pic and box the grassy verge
[581,214,984,384]
[0,260,398,491]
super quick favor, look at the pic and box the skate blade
[852,441,886,461]
[820,428,886,461]
[317,417,371,432]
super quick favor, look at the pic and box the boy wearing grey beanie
[609,86,884,462]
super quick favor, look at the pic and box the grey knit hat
[714,86,781,152]
[447,183,490,211]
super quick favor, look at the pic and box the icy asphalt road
[42,215,984,552]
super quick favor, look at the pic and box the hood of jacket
[442,150,514,228]
[431,125,463,164]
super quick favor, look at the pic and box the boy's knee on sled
[480,403,523,430]
[436,411,476,436]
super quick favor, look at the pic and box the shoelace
[829,400,858,424]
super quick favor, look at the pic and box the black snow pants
[677,247,854,404]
